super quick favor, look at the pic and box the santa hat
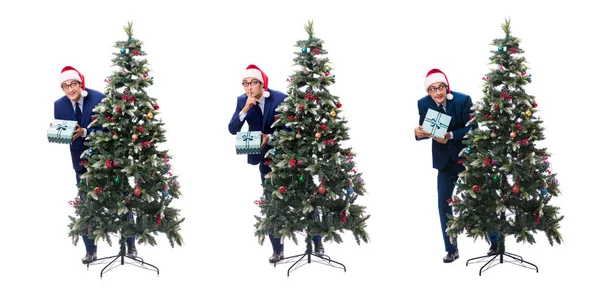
[242,64,270,98]
[59,66,87,97]
[424,68,453,100]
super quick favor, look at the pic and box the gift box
[423,108,451,139]
[236,131,262,155]
[48,119,78,144]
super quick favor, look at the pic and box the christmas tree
[254,21,369,251]
[447,19,563,252]
[68,21,184,253]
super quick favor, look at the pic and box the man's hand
[260,133,270,150]
[242,96,259,114]
[72,124,85,140]
[433,132,450,144]
[414,126,431,139]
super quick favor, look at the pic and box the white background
[0,0,596,293]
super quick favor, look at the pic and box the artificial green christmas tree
[68,22,184,267]
[254,21,370,269]
[447,18,563,273]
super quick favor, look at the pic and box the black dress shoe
[487,245,499,256]
[127,244,138,258]
[443,251,459,263]
[314,241,325,256]
[82,252,97,264]
[269,251,284,263]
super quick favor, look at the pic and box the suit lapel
[445,99,454,127]
[262,97,273,130]
[81,98,91,127]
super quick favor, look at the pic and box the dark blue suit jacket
[228,89,288,173]
[54,88,105,171]
[416,91,476,170]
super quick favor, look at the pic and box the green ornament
[299,176,305,183]
[457,179,462,184]
[114,177,120,184]
[79,180,83,185]
[522,66,527,71]
[493,175,499,182]
[263,179,268,185]
[500,104,503,109]
[482,88,488,93]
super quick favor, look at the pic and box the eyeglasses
[428,84,447,93]
[242,80,261,87]
[61,82,80,90]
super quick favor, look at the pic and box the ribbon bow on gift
[242,134,254,141]
[429,118,441,129]
[56,124,67,131]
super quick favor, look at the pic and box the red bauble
[318,186,326,194]
[134,188,141,196]
[132,134,138,140]
[512,186,519,194]
[510,132,516,138]
[315,132,322,139]
[94,187,103,194]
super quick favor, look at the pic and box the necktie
[75,101,82,125]
[438,103,446,114]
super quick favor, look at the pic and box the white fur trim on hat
[242,69,264,84]
[59,70,82,85]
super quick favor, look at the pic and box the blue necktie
[75,101,82,125]
[438,103,446,114]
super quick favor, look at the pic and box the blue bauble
[88,149,93,155]
[162,190,169,198]
[541,188,547,195]
[120,48,126,54]
[302,47,307,53]
[498,46,504,52]
[466,147,472,153]
[272,148,277,155]
[347,188,354,195]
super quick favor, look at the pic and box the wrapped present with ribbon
[423,108,452,139]
[47,119,78,144]
[236,131,262,155]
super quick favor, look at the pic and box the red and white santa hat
[424,68,453,100]
[59,66,88,97]
[242,64,270,97]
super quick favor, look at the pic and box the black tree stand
[86,235,159,278]
[274,231,346,276]
[465,212,538,276]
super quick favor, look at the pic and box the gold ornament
[330,110,337,117]
[525,110,531,117]
[147,112,154,119]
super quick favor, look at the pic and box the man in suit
[54,66,137,264]
[228,64,324,263]
[414,68,499,263]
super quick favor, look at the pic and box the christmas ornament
[162,190,169,198]
[512,186,519,194]
[302,47,307,53]
[347,188,354,195]
[466,147,472,153]
[318,186,326,194]
[510,132,516,138]
[522,66,527,71]
[498,46,504,52]
[490,131,497,138]
[114,177,120,184]
[88,149,94,155]
[94,187,103,194]
[526,110,532,116]
[299,176,305,183]
[132,134,138,140]
[541,188,548,195]
[112,134,118,140]
[120,48,126,54]
[263,179,268,185]
[134,188,141,196]
[272,148,278,155]
[279,186,288,193]
[493,175,498,181]
[330,110,337,117]
[315,132,322,139]
[147,112,154,119]
[296,132,302,139]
